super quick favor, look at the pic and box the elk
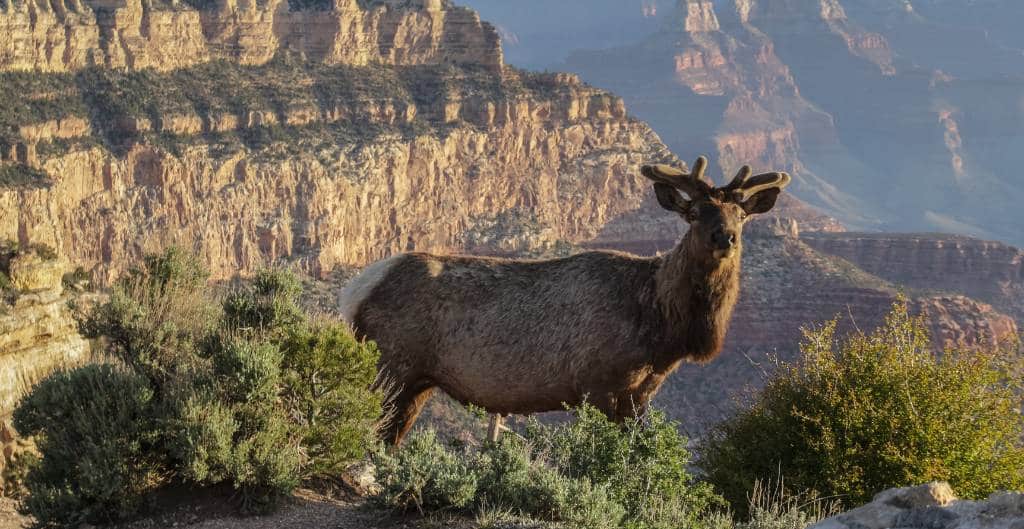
[340,156,791,444]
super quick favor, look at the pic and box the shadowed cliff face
[0,250,90,416]
[462,0,1024,248]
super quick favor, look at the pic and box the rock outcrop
[0,0,502,72]
[0,249,90,416]
[803,232,1024,324]
[810,482,1024,529]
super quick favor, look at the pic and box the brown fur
[344,157,789,444]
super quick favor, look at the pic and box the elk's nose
[713,230,737,250]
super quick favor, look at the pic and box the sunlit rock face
[0,60,678,285]
[0,0,503,72]
[0,251,90,417]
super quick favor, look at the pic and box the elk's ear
[654,183,691,216]
[741,187,782,215]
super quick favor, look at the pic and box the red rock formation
[802,232,1024,324]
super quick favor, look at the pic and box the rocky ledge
[811,482,1024,529]
[0,248,90,416]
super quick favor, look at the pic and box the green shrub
[14,249,383,519]
[733,480,838,529]
[280,320,383,475]
[697,300,1024,514]
[529,405,722,529]
[12,364,161,526]
[76,246,216,385]
[375,405,719,529]
[223,267,304,338]
[374,429,478,512]
[475,436,624,529]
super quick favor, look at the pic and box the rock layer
[803,232,1024,324]
[651,225,1019,429]
[0,251,90,416]
[0,61,670,284]
[0,0,502,72]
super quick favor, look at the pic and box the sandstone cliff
[0,56,674,284]
[0,0,501,73]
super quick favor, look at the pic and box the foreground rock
[810,482,1024,529]
[0,249,90,415]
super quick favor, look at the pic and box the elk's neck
[653,233,741,366]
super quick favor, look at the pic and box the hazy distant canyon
[465,0,1024,248]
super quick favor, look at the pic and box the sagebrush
[698,299,1024,513]
[15,248,382,524]
[374,404,720,529]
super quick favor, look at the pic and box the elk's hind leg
[382,381,435,446]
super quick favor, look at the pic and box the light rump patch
[338,254,406,325]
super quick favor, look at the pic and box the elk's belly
[429,347,581,415]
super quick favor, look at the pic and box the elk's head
[642,156,791,261]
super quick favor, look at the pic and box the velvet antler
[641,156,713,199]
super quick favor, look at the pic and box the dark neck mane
[653,231,741,367]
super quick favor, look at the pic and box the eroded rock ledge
[0,0,502,73]
[0,249,90,416]
[0,58,669,285]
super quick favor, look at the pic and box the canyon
[0,0,1022,437]
[465,0,1024,248]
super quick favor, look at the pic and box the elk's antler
[722,165,752,192]
[641,156,713,199]
[734,171,791,200]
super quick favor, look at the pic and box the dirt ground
[0,498,28,529]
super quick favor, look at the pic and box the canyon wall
[0,0,502,73]
[803,232,1024,324]
[464,0,1024,247]
[0,60,674,284]
[660,224,1019,429]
